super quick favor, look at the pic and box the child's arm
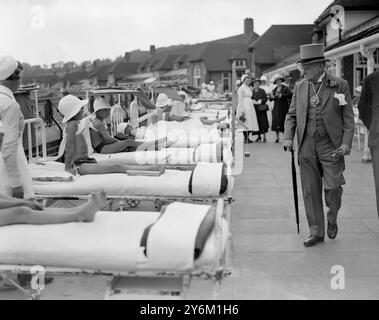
[64,121,78,172]
[94,121,118,143]
[0,193,40,210]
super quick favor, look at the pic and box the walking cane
[284,146,300,234]
[290,149,300,234]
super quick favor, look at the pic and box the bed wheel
[126,199,140,208]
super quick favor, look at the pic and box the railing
[24,118,47,162]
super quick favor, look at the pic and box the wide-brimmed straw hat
[298,43,330,66]
[271,74,285,84]
[94,97,111,113]
[156,93,172,108]
[58,95,89,123]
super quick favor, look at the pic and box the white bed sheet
[30,162,225,197]
[0,211,229,272]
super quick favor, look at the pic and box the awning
[143,77,157,84]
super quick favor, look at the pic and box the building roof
[201,43,251,72]
[64,69,88,85]
[315,0,379,24]
[108,61,140,80]
[138,31,259,74]
[249,24,314,65]
[88,63,113,81]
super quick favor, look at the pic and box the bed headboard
[24,117,47,163]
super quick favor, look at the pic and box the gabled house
[248,24,314,77]
[262,0,379,94]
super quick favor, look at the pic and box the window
[193,65,201,87]
[222,72,230,92]
[354,49,379,89]
[235,60,246,67]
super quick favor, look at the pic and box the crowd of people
[236,72,293,144]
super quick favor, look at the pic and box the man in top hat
[283,44,354,247]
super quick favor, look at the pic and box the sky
[0,0,333,66]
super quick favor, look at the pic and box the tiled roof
[108,61,140,80]
[64,69,88,84]
[88,63,113,81]
[315,0,379,24]
[249,24,314,65]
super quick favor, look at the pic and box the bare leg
[77,163,163,175]
[0,191,107,226]
[101,140,141,154]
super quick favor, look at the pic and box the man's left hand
[331,144,351,159]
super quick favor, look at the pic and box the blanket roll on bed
[189,162,226,196]
[146,202,213,270]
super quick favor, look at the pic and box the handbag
[258,104,269,112]
[239,114,246,123]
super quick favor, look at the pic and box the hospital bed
[0,200,230,300]
[29,161,234,216]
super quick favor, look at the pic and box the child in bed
[89,97,170,154]
[59,95,164,175]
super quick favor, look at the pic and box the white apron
[237,84,259,131]
[0,122,34,199]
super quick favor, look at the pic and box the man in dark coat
[358,70,379,218]
[283,44,354,247]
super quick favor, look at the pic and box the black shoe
[255,137,262,143]
[327,222,338,239]
[248,139,254,144]
[304,236,324,247]
[275,139,279,143]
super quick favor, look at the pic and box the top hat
[299,43,330,66]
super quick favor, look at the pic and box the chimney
[124,52,130,63]
[150,45,156,57]
[244,18,254,35]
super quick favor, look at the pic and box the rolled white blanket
[190,162,224,197]
[146,202,212,270]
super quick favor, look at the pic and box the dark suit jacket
[358,70,379,148]
[284,73,354,150]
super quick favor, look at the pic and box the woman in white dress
[236,75,259,143]
[0,56,34,199]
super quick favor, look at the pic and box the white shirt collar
[317,72,326,83]
[0,84,15,100]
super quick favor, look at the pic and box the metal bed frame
[0,199,231,300]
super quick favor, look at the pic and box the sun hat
[94,97,111,113]
[241,75,251,83]
[271,73,285,84]
[259,75,268,82]
[58,95,89,123]
[298,43,330,66]
[0,55,18,81]
[156,93,172,108]
[252,78,261,85]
